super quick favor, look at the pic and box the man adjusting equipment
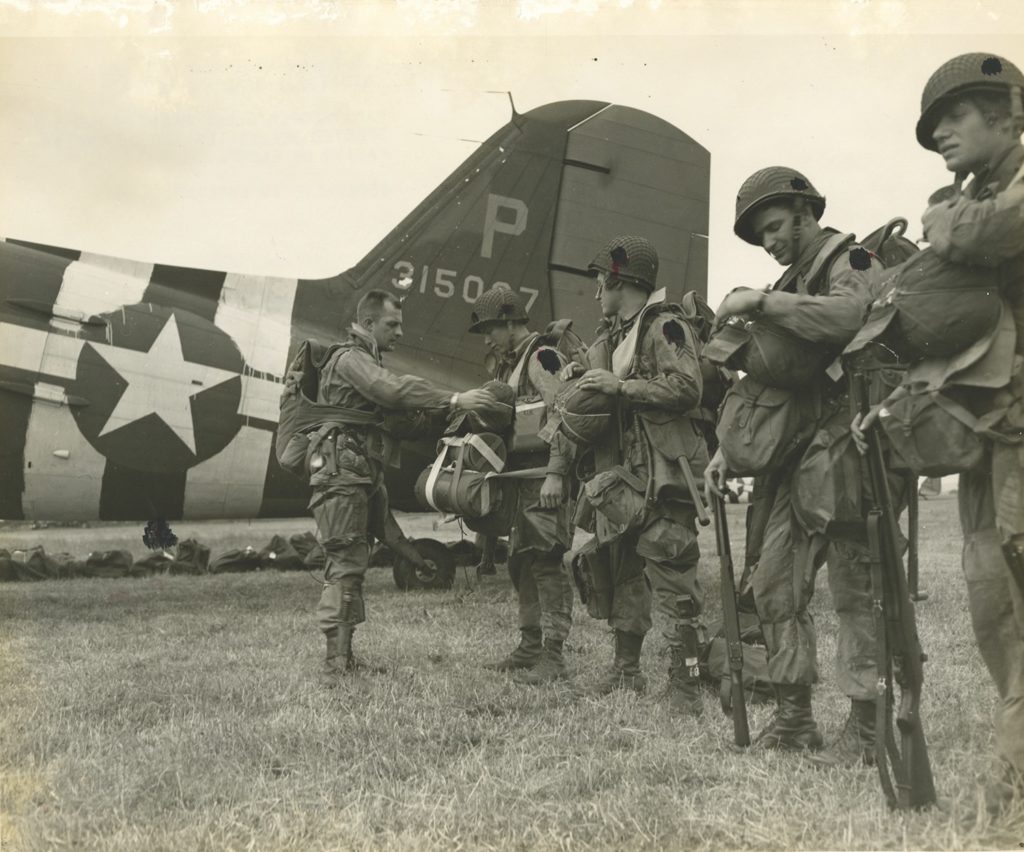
[565,235,710,717]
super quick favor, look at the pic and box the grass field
[1,498,1022,850]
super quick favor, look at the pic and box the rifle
[710,480,750,747]
[855,374,936,811]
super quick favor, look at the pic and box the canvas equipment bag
[581,465,648,538]
[276,338,385,479]
[844,247,1003,363]
[80,549,135,579]
[414,432,510,520]
[258,534,306,572]
[716,376,818,476]
[175,538,211,574]
[698,613,775,712]
[209,546,262,574]
[877,390,987,477]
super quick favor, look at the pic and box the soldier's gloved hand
[704,448,729,499]
[539,473,565,508]
[452,387,497,412]
[558,362,585,382]
[577,368,620,395]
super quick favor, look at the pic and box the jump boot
[666,605,704,717]
[517,638,570,684]
[833,699,876,765]
[754,684,824,752]
[593,630,647,695]
[319,627,352,688]
[667,648,704,717]
[346,626,386,674]
[484,627,542,671]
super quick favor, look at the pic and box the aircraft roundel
[70,303,245,472]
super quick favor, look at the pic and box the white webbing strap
[611,288,666,378]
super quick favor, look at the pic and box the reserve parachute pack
[715,220,920,476]
[547,293,724,447]
[275,339,383,479]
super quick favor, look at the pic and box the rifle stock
[856,375,936,811]
[712,490,750,747]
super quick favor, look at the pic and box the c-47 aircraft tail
[0,100,709,521]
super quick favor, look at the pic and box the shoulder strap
[804,232,856,295]
[506,332,541,392]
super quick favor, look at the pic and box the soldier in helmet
[311,289,495,685]
[467,284,577,683]
[568,235,710,716]
[854,52,1024,814]
[705,167,887,755]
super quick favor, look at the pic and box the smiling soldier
[706,168,888,757]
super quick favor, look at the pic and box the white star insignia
[91,313,239,455]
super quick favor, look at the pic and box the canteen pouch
[716,376,816,477]
[878,390,985,477]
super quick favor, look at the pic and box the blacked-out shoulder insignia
[662,318,687,347]
[536,348,561,374]
[849,246,872,271]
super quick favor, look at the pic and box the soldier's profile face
[932,97,1009,174]
[595,271,621,317]
[482,323,513,353]
[370,305,404,351]
[750,204,799,267]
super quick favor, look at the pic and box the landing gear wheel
[392,538,456,591]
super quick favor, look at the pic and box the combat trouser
[508,477,574,642]
[748,468,820,685]
[609,500,704,645]
[960,444,1024,776]
[312,477,387,635]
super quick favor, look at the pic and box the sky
[0,0,1022,310]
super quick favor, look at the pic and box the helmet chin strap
[791,209,802,266]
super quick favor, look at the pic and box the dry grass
[1,499,1022,850]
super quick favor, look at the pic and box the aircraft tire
[392,538,456,591]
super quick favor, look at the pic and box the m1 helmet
[733,167,826,245]
[588,235,659,292]
[916,53,1024,150]
[468,283,529,333]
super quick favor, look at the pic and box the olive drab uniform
[584,283,710,709]
[744,229,887,681]
[729,167,887,754]
[311,322,452,679]
[910,53,1024,792]
[491,332,576,671]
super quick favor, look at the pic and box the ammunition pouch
[582,465,648,541]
